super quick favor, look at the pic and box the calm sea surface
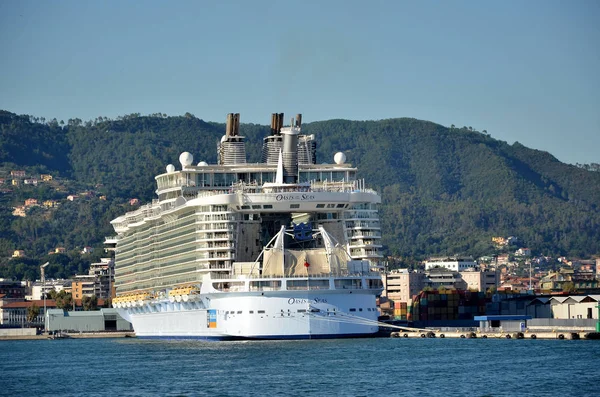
[1,337,597,397]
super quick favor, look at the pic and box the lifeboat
[138,293,151,306]
[168,285,200,303]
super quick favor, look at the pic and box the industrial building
[46,308,132,332]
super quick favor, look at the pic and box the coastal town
[1,168,600,338]
[2,245,599,337]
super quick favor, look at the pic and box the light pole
[40,262,49,333]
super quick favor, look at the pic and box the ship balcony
[207,252,235,260]
[196,245,235,252]
[208,263,233,271]
[104,236,120,245]
[344,212,379,220]
[346,223,381,230]
[350,249,383,258]
[198,225,236,232]
[348,232,381,239]
[349,241,383,249]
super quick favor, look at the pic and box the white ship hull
[117,289,379,340]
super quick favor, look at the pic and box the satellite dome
[166,164,175,173]
[179,152,193,167]
[334,152,346,165]
[197,161,208,167]
[220,135,227,143]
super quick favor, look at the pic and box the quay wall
[0,328,36,337]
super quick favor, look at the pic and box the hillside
[1,110,599,279]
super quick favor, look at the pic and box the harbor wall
[0,328,36,337]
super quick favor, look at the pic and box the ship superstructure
[109,113,383,339]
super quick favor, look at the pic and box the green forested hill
[1,110,599,279]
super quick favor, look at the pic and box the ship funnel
[218,112,246,165]
[281,118,300,184]
[295,114,302,128]
[226,113,233,136]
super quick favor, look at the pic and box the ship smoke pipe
[295,114,302,127]
[226,113,233,137]
[281,117,299,184]
[271,113,277,135]
[278,113,284,135]
[233,113,240,136]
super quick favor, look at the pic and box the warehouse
[46,308,132,332]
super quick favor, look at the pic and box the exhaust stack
[218,113,246,165]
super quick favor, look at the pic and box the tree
[27,303,40,323]
[54,290,73,311]
[562,281,576,293]
[102,297,112,308]
[82,295,98,311]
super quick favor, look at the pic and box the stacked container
[411,290,488,322]
[393,301,408,320]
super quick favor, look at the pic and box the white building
[549,295,600,320]
[425,257,477,272]
[29,279,71,300]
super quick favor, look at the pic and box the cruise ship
[108,113,384,339]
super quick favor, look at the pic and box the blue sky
[1,0,598,165]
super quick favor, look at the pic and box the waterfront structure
[383,269,498,304]
[424,257,477,272]
[475,315,532,332]
[460,269,499,292]
[0,280,27,299]
[72,259,114,301]
[548,295,600,320]
[46,308,132,332]
[109,113,384,339]
[383,270,425,304]
[0,299,57,326]
[30,279,71,300]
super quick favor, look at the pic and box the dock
[390,330,600,340]
[0,331,136,341]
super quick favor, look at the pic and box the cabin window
[349,308,356,312]
[263,204,273,209]
[290,204,300,209]
[316,204,325,208]
[258,310,265,314]
[336,204,345,208]
[252,205,261,209]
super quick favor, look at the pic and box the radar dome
[334,152,346,165]
[197,161,208,166]
[179,152,193,167]
[166,164,175,173]
[220,135,227,143]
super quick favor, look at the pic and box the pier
[390,330,600,340]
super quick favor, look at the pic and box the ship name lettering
[276,194,315,201]
[287,298,328,304]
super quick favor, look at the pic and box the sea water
[1,337,597,396]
